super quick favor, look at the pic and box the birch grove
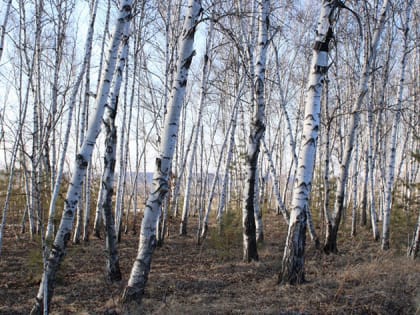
[0,0,418,313]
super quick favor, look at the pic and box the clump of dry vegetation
[0,208,419,314]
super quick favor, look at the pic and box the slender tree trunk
[121,0,201,305]
[360,151,368,226]
[180,14,213,236]
[92,0,112,239]
[280,0,334,284]
[324,0,390,254]
[351,133,359,237]
[242,0,269,262]
[262,139,289,223]
[100,25,130,281]
[382,0,413,250]
[254,167,264,242]
[0,0,12,63]
[31,2,133,313]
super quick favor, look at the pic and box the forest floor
[0,208,419,315]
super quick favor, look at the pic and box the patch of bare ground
[0,210,419,314]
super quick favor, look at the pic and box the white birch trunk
[351,133,359,237]
[121,0,201,305]
[368,93,379,240]
[280,0,334,284]
[93,0,112,239]
[180,14,213,235]
[45,0,98,241]
[360,150,368,226]
[99,24,130,281]
[262,138,289,224]
[254,167,263,242]
[114,74,128,240]
[382,0,413,250]
[325,0,390,254]
[242,0,269,262]
[0,0,12,63]
[31,2,133,313]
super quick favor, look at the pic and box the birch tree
[324,0,390,254]
[280,0,336,284]
[242,0,269,262]
[121,0,202,305]
[179,12,213,236]
[99,29,130,283]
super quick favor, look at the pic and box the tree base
[30,299,42,315]
[120,286,144,305]
[323,241,338,255]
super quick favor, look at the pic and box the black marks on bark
[182,50,196,71]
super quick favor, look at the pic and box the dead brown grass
[0,209,419,315]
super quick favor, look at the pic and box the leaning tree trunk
[280,0,335,285]
[30,2,133,313]
[100,22,130,282]
[242,0,269,263]
[382,0,413,250]
[121,0,201,305]
[324,0,390,254]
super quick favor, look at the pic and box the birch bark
[31,2,133,312]
[280,0,334,284]
[242,0,269,262]
[93,0,112,238]
[0,0,11,63]
[179,13,213,236]
[121,0,201,304]
[99,24,130,281]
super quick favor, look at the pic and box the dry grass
[0,209,419,315]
